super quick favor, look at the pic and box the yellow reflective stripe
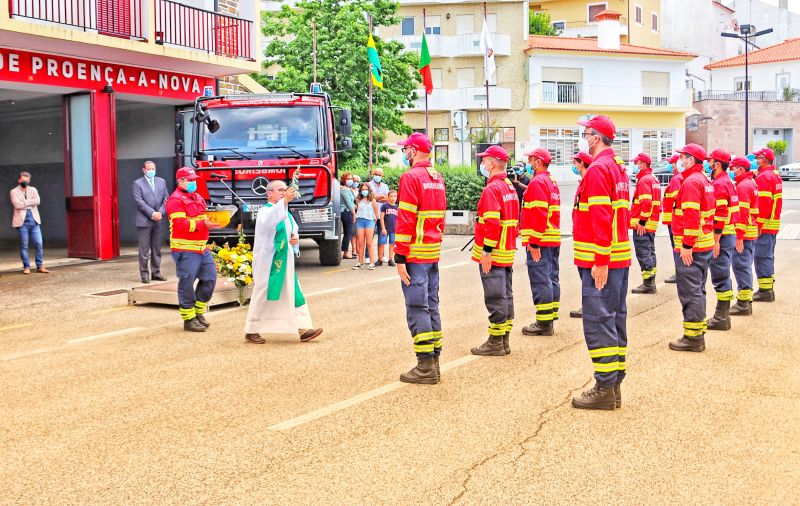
[395,234,412,243]
[482,211,501,219]
[483,238,499,247]
[588,196,611,206]
[589,346,619,358]
[593,361,621,373]
[683,228,699,236]
[169,212,187,220]
[524,201,548,209]
[418,210,445,218]
[682,202,700,210]
[638,194,653,200]
[188,218,197,233]
[500,219,519,226]
[399,201,418,213]
[715,199,728,206]
[758,191,773,197]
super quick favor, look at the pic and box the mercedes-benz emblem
[252,177,269,195]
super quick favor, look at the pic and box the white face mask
[578,138,590,154]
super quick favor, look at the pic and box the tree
[530,12,558,36]
[258,0,420,170]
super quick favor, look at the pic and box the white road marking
[269,355,481,431]
[0,323,33,332]
[66,327,145,345]
[1,348,55,361]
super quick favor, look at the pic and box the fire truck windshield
[201,105,325,158]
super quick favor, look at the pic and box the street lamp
[721,25,773,153]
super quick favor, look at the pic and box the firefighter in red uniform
[519,148,561,335]
[470,145,520,356]
[571,115,631,411]
[662,154,683,284]
[394,133,448,384]
[629,153,661,294]
[668,144,716,352]
[166,167,222,332]
[706,149,739,331]
[729,156,759,316]
[568,152,593,320]
[752,147,783,302]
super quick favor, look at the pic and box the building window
[734,77,751,92]
[588,3,608,22]
[611,129,631,162]
[651,12,659,32]
[642,129,674,162]
[552,21,565,31]
[642,71,669,106]
[538,127,580,165]
[542,82,582,104]
[687,116,699,132]
[635,5,642,25]
[425,15,441,35]
[470,127,515,159]
[401,17,415,36]
[413,128,426,135]
[456,14,474,34]
[434,128,449,142]
[435,145,449,165]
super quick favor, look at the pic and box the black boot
[400,356,439,384]
[569,308,583,319]
[631,277,657,294]
[183,318,207,332]
[433,355,441,381]
[614,383,622,409]
[571,382,616,410]
[753,289,775,302]
[521,321,554,336]
[729,299,752,316]
[195,313,210,328]
[706,300,731,331]
[665,274,677,284]
[503,333,511,355]
[471,335,506,356]
[668,335,705,352]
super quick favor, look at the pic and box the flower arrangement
[210,225,253,305]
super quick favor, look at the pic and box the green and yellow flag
[367,34,384,89]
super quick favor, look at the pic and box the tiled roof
[526,36,697,58]
[705,38,800,69]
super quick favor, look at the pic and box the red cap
[477,145,510,162]
[176,167,199,180]
[752,147,775,162]
[668,154,679,164]
[633,153,651,165]
[676,143,708,162]
[573,151,593,166]
[577,115,616,140]
[523,147,551,165]
[708,149,731,164]
[730,156,751,170]
[397,132,432,153]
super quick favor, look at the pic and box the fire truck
[176,87,353,266]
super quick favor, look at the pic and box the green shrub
[345,165,484,211]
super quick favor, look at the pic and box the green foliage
[258,0,420,170]
[345,165,485,210]
[530,12,559,36]
[767,140,787,156]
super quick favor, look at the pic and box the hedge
[344,165,485,211]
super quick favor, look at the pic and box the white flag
[480,16,496,83]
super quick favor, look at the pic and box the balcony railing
[393,32,511,58]
[542,82,582,104]
[553,17,628,37]
[531,83,691,109]
[695,89,800,102]
[9,0,146,39]
[406,86,512,112]
[155,0,254,60]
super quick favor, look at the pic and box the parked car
[630,161,673,185]
[779,161,800,181]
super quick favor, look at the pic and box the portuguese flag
[419,33,433,94]
[367,34,383,89]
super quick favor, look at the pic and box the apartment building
[0,0,263,258]
[531,0,661,48]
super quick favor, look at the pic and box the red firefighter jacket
[661,172,684,225]
[630,167,661,232]
[573,148,632,269]
[472,173,520,267]
[734,171,759,241]
[756,165,783,235]
[712,171,740,237]
[166,188,210,253]
[671,165,715,252]
[520,170,560,247]
[395,161,447,263]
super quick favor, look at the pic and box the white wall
[710,60,800,93]
[730,0,800,49]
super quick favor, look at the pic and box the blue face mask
[703,160,712,176]
[728,170,736,181]
[515,166,524,175]
[361,190,369,197]
[479,164,490,178]
[572,165,580,176]
[746,155,758,171]
[145,169,156,179]
[346,180,354,187]
[676,160,686,173]
[373,175,382,183]
[524,163,533,174]
[185,181,197,193]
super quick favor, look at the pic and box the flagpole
[483,1,490,143]
[313,18,317,83]
[423,8,429,136]
[368,14,374,173]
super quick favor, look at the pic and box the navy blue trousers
[754,233,777,290]
[172,250,217,320]
[668,226,679,269]
[526,246,560,322]
[580,266,629,387]
[480,265,514,338]
[732,239,755,301]
[710,234,735,301]
[401,262,442,358]
[676,250,712,337]
[632,231,657,280]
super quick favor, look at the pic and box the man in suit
[10,171,48,274]
[133,161,169,283]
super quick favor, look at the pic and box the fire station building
[0,0,263,259]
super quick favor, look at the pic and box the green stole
[265,203,306,307]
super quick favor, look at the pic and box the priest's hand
[289,235,299,246]
[284,187,297,205]
[396,263,411,286]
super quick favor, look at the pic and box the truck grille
[206,178,323,206]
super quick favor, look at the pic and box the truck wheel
[319,237,342,266]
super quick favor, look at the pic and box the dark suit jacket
[133,176,169,228]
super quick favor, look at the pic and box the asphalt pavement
[1,227,798,505]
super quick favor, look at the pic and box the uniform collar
[735,171,755,183]
[713,170,730,181]
[757,164,775,174]
[636,167,652,180]
[682,164,704,177]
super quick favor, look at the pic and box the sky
[725,0,800,13]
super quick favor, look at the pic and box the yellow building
[531,0,662,48]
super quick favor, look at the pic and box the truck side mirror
[338,109,352,136]
[337,136,353,151]
[176,139,184,156]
